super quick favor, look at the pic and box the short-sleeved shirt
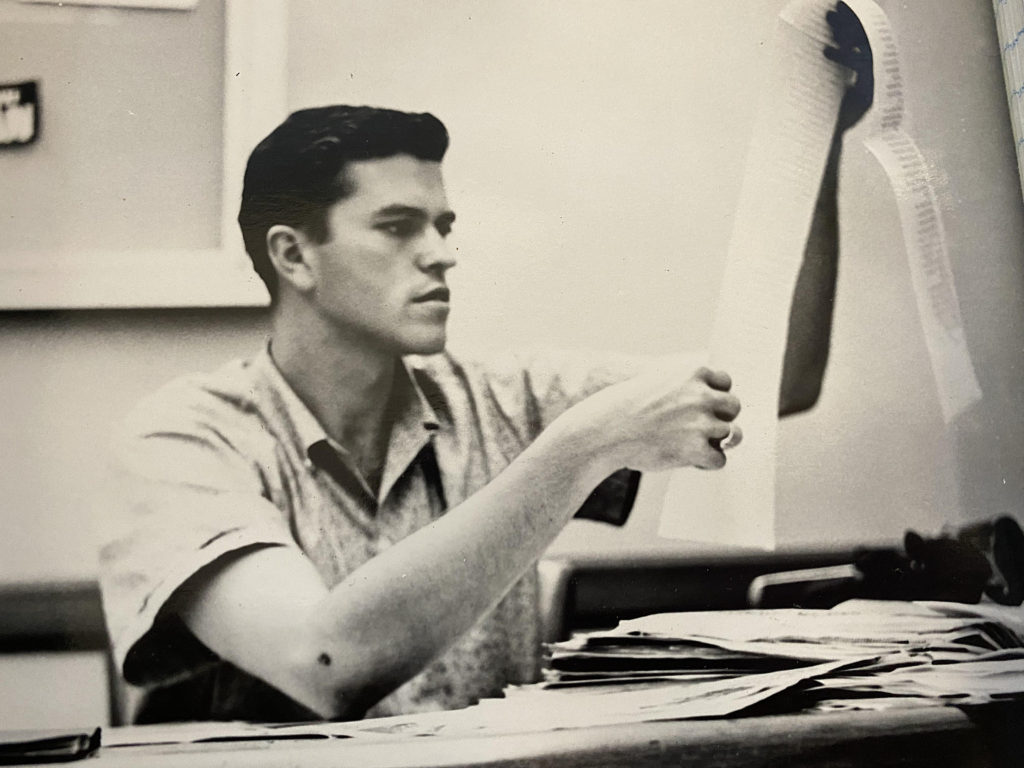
[95,345,647,723]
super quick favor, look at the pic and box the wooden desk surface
[28,705,1020,768]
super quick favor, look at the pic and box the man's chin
[401,333,447,357]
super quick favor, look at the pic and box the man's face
[302,154,457,356]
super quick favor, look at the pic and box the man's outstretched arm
[177,365,741,720]
[780,1,874,415]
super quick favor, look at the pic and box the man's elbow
[281,643,385,721]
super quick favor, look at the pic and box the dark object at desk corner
[0,727,100,765]
[961,700,1024,768]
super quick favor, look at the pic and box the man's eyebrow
[373,204,456,223]
[373,204,426,218]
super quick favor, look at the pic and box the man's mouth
[413,287,450,303]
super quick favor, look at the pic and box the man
[97,7,872,723]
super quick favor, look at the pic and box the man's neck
[269,310,399,482]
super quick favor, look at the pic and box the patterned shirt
[95,345,647,722]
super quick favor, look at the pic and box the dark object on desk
[0,728,100,765]
[749,516,1024,608]
[957,516,1024,605]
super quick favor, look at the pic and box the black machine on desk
[749,516,1024,609]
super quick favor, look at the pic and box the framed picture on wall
[0,0,286,308]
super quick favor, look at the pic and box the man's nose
[415,229,457,272]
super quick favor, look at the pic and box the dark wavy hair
[237,105,449,303]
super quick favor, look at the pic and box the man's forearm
[293,412,616,718]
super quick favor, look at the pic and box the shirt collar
[252,343,441,459]
[252,343,330,455]
[401,355,442,432]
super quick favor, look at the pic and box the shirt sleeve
[94,405,296,688]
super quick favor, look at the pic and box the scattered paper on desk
[329,658,855,739]
[352,602,1024,737]
[331,602,1024,739]
[539,600,1024,721]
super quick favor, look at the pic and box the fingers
[707,421,743,447]
[698,424,743,469]
[718,423,743,451]
[695,416,743,470]
[725,423,743,449]
[693,367,741,421]
[696,367,732,393]
[697,448,728,471]
[712,391,741,422]
[706,422,743,467]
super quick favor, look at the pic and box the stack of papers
[539,600,1024,717]
[310,601,1024,739]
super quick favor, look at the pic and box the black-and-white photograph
[1,0,1023,765]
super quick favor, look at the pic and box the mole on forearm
[317,652,332,667]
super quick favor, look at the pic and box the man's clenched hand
[559,363,743,474]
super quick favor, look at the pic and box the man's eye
[378,221,418,238]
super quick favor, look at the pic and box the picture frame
[0,0,287,308]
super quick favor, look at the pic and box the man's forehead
[342,154,448,212]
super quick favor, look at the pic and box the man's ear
[266,225,316,294]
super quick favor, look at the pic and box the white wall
[0,309,269,582]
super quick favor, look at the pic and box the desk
[0,550,882,727]
[21,705,1021,768]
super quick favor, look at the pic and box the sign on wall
[0,81,38,146]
